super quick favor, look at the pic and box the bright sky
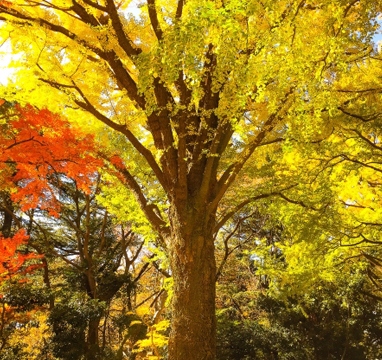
[0,39,17,85]
[0,2,142,85]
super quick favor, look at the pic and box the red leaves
[0,104,103,213]
[0,104,106,281]
[0,229,43,281]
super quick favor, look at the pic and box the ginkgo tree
[0,0,381,358]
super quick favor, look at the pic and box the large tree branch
[73,98,167,191]
[82,0,107,11]
[176,0,183,19]
[0,6,99,51]
[176,111,188,209]
[0,5,145,109]
[70,0,100,26]
[343,0,360,18]
[38,78,167,192]
[18,1,176,176]
[338,106,381,123]
[25,0,80,22]
[174,70,192,106]
[210,116,278,212]
[348,128,382,153]
[214,192,282,233]
[335,88,382,94]
[106,0,142,57]
[196,120,233,208]
[150,79,178,182]
[101,52,146,108]
[208,122,234,195]
[200,44,218,113]
[188,45,220,191]
[210,89,294,213]
[147,0,163,41]
[114,164,170,239]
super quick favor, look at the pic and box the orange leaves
[110,154,125,168]
[0,229,43,281]
[0,103,103,214]
[0,1,11,7]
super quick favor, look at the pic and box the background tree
[215,212,382,360]
[0,102,168,359]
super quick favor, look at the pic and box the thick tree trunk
[168,218,216,360]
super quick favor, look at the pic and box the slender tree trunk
[86,317,101,360]
[0,191,13,238]
[168,216,217,360]
[84,269,101,359]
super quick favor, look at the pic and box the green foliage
[1,281,50,311]
[48,297,105,360]
[217,268,382,360]
[113,312,148,343]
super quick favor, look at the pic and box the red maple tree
[0,229,42,281]
[0,102,103,279]
[0,103,102,216]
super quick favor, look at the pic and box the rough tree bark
[168,213,217,359]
